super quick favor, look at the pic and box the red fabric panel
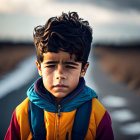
[95,111,114,140]
[4,110,20,140]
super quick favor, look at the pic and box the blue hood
[27,77,98,113]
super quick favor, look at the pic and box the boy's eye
[46,65,56,68]
[65,65,76,69]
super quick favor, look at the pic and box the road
[88,55,140,140]
[0,75,38,140]
[0,55,140,140]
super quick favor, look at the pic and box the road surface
[0,55,140,140]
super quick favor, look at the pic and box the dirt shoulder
[0,42,35,78]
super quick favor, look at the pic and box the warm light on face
[36,51,88,101]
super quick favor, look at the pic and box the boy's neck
[55,98,63,104]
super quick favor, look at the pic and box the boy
[5,12,114,140]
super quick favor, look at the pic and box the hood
[27,77,98,113]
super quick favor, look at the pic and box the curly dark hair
[33,12,92,68]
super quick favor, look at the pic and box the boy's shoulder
[13,98,31,139]
[92,98,105,113]
[15,98,29,119]
[91,98,106,126]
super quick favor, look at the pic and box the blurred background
[0,0,140,139]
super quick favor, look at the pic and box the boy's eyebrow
[44,61,79,66]
[63,62,79,66]
[44,61,59,64]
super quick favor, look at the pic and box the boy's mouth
[52,84,68,89]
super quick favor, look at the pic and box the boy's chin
[52,92,69,99]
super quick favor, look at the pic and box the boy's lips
[52,84,68,89]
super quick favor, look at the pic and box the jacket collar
[27,77,97,113]
[34,77,85,106]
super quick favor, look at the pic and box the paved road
[89,55,140,140]
[0,55,140,140]
[0,75,38,140]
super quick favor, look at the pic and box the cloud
[54,0,140,12]
[0,0,140,25]
[92,0,140,12]
[0,0,140,42]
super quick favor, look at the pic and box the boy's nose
[56,75,65,80]
[55,66,66,79]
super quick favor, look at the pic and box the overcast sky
[0,0,140,43]
[65,0,140,11]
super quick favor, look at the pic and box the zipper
[55,104,61,140]
[57,104,61,117]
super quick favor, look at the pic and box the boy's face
[36,51,88,101]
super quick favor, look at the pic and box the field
[0,42,35,78]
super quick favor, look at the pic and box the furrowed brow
[45,61,58,64]
[64,62,79,66]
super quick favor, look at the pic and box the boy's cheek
[42,69,53,76]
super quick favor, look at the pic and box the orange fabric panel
[85,98,106,140]
[15,97,106,140]
[92,98,106,127]
[44,110,76,140]
[16,98,32,140]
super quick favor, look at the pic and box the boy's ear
[80,62,89,77]
[36,61,42,76]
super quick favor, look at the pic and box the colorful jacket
[5,78,114,140]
